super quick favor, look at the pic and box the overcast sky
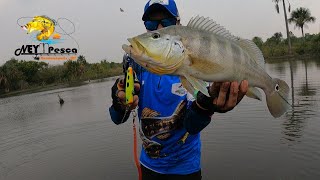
[0,0,319,65]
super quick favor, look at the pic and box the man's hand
[111,77,140,112]
[209,80,249,113]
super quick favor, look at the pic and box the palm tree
[273,0,292,54]
[288,7,316,38]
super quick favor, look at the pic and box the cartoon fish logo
[21,16,60,41]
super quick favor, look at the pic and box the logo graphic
[15,15,79,61]
[171,83,187,96]
[149,0,169,6]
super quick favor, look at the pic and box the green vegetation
[0,55,123,96]
[253,32,320,59]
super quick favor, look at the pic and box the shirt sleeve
[109,105,131,125]
[183,96,213,135]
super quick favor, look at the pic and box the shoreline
[0,76,120,99]
[265,54,320,63]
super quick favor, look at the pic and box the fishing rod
[121,54,142,180]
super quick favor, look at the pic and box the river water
[0,59,319,180]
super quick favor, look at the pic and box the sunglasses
[144,18,177,31]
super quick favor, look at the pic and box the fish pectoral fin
[180,76,197,96]
[246,87,262,101]
[184,74,209,97]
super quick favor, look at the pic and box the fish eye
[275,84,279,91]
[152,33,160,39]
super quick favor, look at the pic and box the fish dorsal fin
[238,39,265,68]
[187,15,239,42]
[187,15,265,68]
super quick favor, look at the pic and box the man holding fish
[109,0,263,179]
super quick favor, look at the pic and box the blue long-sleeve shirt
[109,55,212,174]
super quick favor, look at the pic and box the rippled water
[0,59,320,180]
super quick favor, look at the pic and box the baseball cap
[142,0,179,21]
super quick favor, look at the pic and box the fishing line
[55,17,80,51]
[16,16,33,27]
[55,18,75,35]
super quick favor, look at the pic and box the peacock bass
[122,16,290,118]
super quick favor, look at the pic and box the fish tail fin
[266,78,290,118]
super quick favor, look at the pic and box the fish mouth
[128,37,145,55]
[122,37,181,74]
[122,38,163,67]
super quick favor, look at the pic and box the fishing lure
[125,66,134,105]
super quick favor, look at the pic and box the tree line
[253,32,320,58]
[0,55,123,94]
[271,1,316,55]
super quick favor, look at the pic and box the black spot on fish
[174,42,182,49]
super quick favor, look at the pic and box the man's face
[145,10,179,31]
[148,12,169,30]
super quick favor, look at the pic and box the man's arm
[183,81,249,134]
